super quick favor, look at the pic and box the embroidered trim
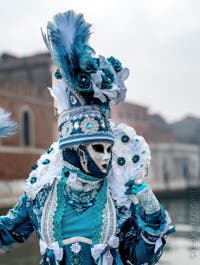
[92,178,108,245]
[65,172,103,214]
[141,233,156,245]
[41,178,59,245]
[101,189,117,244]
[53,171,67,246]
[62,237,92,245]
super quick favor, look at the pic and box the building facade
[111,102,174,143]
[0,53,57,206]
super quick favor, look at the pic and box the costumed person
[0,10,175,265]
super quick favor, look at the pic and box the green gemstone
[30,177,37,184]
[132,154,140,163]
[31,163,38,170]
[42,159,50,165]
[117,157,126,166]
[86,122,93,129]
[121,134,129,143]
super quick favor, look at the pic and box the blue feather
[43,10,94,89]
[0,108,17,137]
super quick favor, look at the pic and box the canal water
[0,191,199,265]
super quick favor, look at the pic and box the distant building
[111,102,174,143]
[149,143,200,191]
[0,53,56,181]
[171,115,200,144]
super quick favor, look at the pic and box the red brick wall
[0,152,40,180]
[0,81,55,148]
[0,54,57,181]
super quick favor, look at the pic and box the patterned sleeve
[118,204,169,265]
[0,193,34,248]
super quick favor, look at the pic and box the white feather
[0,108,17,137]
[48,81,70,114]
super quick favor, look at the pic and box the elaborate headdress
[42,10,129,148]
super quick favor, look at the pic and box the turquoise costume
[0,10,174,265]
[0,138,173,265]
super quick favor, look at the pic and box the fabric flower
[112,68,130,104]
[102,68,114,82]
[74,73,93,92]
[80,117,99,134]
[108,56,123,72]
[71,242,81,254]
[80,56,99,73]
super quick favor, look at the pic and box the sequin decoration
[100,120,105,129]
[132,154,140,163]
[61,122,73,137]
[65,173,102,214]
[65,186,100,214]
[42,159,50,165]
[80,117,99,134]
[70,94,78,106]
[117,157,126,166]
[74,121,80,130]
[46,147,54,154]
[30,177,37,184]
[121,134,129,143]
[31,163,38,170]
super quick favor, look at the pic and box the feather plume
[0,108,17,137]
[48,81,70,114]
[43,10,93,89]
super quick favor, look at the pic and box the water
[0,192,200,265]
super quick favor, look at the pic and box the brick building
[111,102,174,143]
[0,53,56,181]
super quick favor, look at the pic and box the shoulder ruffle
[23,142,64,200]
[108,123,151,208]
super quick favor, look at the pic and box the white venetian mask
[79,142,112,174]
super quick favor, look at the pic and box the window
[23,111,31,146]
[20,106,34,146]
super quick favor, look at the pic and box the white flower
[71,242,81,254]
[80,117,99,134]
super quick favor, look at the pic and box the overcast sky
[0,0,199,122]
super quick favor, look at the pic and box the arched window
[19,106,34,146]
[23,111,31,146]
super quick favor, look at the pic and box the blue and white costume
[0,10,174,265]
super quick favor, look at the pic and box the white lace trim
[66,173,102,192]
[24,142,64,200]
[101,189,116,244]
[136,187,160,214]
[41,178,60,245]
